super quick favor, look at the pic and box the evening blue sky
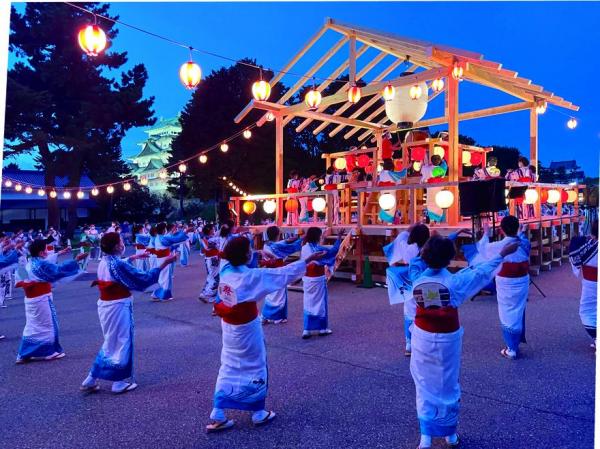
[9,1,600,176]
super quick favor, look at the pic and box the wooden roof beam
[294,110,385,130]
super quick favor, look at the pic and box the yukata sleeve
[269,239,302,258]
[239,260,307,301]
[0,250,19,268]
[383,231,410,264]
[112,259,161,291]
[160,231,189,246]
[449,255,504,306]
[36,259,81,283]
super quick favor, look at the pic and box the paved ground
[0,252,594,449]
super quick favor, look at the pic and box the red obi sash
[16,281,52,298]
[260,258,284,268]
[204,248,219,257]
[415,306,460,333]
[498,261,530,278]
[91,280,132,301]
[306,263,325,277]
[583,265,598,282]
[214,301,258,325]
[518,176,532,182]
[154,248,170,258]
[134,244,146,250]
[377,181,396,187]
[427,177,444,184]
[324,184,338,191]
[287,187,299,193]
[46,245,54,251]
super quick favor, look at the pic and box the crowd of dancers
[0,213,596,448]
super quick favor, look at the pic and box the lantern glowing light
[199,154,208,164]
[347,85,362,104]
[78,24,107,57]
[243,129,252,139]
[566,190,577,203]
[567,118,577,129]
[452,62,464,81]
[220,143,229,152]
[159,169,168,179]
[25,186,32,194]
[63,191,71,199]
[178,163,187,173]
[4,180,12,187]
[265,112,275,122]
[49,190,57,199]
[435,189,455,209]
[179,61,202,90]
[305,88,322,110]
[14,184,22,192]
[77,191,84,199]
[140,176,148,186]
[524,188,539,205]
[37,189,45,197]
[242,201,257,214]
[382,84,395,101]
[431,78,445,92]
[378,193,396,211]
[252,79,271,101]
[547,189,560,204]
[333,158,347,170]
[409,84,422,100]
[413,161,422,172]
[106,185,115,194]
[535,101,547,115]
[263,200,277,214]
[433,146,445,158]
[462,150,472,166]
[91,188,99,197]
[285,198,298,213]
[312,197,326,213]
[123,182,131,191]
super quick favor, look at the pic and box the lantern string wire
[64,2,352,85]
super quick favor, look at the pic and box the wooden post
[375,131,383,175]
[529,107,538,172]
[446,73,460,225]
[275,114,284,195]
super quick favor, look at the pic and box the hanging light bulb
[4,179,12,188]
[265,112,275,122]
[535,100,547,115]
[78,23,107,57]
[382,84,395,101]
[77,191,84,199]
[49,190,57,199]
[431,78,445,92]
[348,85,361,104]
[25,186,32,194]
[63,191,71,199]
[37,189,45,197]
[178,163,187,173]
[123,182,132,191]
[243,129,252,139]
[179,48,202,90]
[567,118,577,129]
[14,183,22,192]
[220,143,229,152]
[140,176,148,186]
[158,169,168,179]
[409,84,422,100]
[199,154,208,164]
[452,62,464,81]
[91,188,99,196]
[106,185,114,194]
[252,74,271,101]
[305,84,322,110]
[228,182,234,187]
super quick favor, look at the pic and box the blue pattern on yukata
[106,256,161,291]
[17,298,63,358]
[266,239,302,259]
[214,377,268,411]
[308,239,341,268]
[30,257,80,282]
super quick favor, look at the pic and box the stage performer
[206,236,325,432]
[476,216,531,360]
[15,240,88,364]
[199,224,220,303]
[472,156,501,180]
[80,232,177,394]
[300,227,341,339]
[151,223,187,301]
[410,235,518,449]
[324,167,341,225]
[421,154,448,223]
[569,221,598,349]
[286,170,302,225]
[260,226,302,324]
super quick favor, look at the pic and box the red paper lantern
[382,139,393,159]
[470,152,483,166]
[560,190,568,202]
[285,198,299,213]
[540,190,549,203]
[394,159,403,171]
[345,155,356,169]
[348,85,361,104]
[411,146,426,161]
[365,164,374,174]
[357,154,370,168]
[307,200,314,212]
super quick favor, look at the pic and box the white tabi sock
[210,408,226,422]
[419,434,432,448]
[252,410,269,423]
[445,433,458,444]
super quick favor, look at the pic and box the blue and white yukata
[260,239,302,322]
[409,255,504,439]
[0,250,20,308]
[151,231,188,300]
[211,259,307,420]
[134,233,151,271]
[15,254,82,361]
[300,239,341,332]
[179,230,195,267]
[88,255,161,384]
[476,233,531,355]
[199,235,220,301]
[569,236,598,341]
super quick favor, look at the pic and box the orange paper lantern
[285,198,299,213]
[242,201,257,214]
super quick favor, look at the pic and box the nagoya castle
[129,116,181,194]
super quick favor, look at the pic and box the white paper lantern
[312,197,326,212]
[524,188,538,204]
[385,81,428,124]
[435,190,454,209]
[378,193,396,211]
[566,190,577,203]
[263,200,277,214]
[433,146,445,158]
[547,189,560,204]
[334,158,347,170]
